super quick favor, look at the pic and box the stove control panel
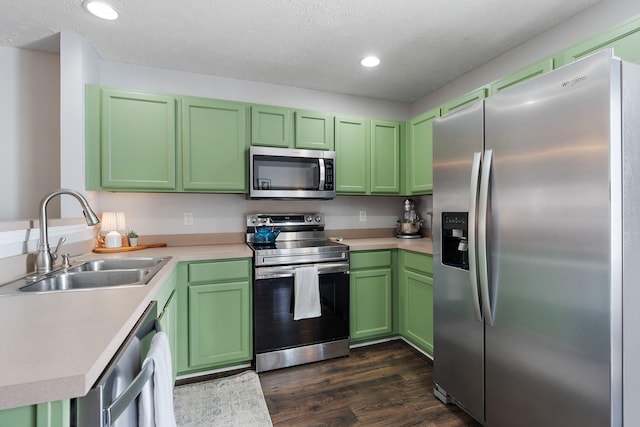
[246,213,325,228]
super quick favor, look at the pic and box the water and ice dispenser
[441,212,469,270]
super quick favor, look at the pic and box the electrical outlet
[359,211,366,222]
[184,212,194,226]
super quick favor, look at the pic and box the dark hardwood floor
[258,340,481,426]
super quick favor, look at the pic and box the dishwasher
[72,301,161,427]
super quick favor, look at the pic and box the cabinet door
[182,97,248,192]
[335,115,369,194]
[370,120,400,194]
[556,16,640,66]
[0,401,69,427]
[490,57,554,94]
[350,268,393,340]
[295,110,334,150]
[251,105,292,147]
[158,289,178,382]
[188,280,252,368]
[407,108,439,194]
[100,89,177,190]
[440,87,488,117]
[401,269,434,354]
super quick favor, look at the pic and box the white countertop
[0,239,431,410]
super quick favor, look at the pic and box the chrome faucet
[35,189,100,274]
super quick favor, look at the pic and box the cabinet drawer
[402,251,433,275]
[350,250,392,270]
[188,259,251,283]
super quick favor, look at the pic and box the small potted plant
[127,230,139,247]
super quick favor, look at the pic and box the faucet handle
[52,236,66,260]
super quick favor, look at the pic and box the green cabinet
[405,108,439,195]
[0,401,69,427]
[350,250,394,342]
[399,250,434,355]
[440,87,488,117]
[490,57,554,95]
[86,86,249,193]
[334,116,401,195]
[370,120,401,194]
[335,115,369,194]
[555,15,640,66]
[251,105,334,150]
[182,97,248,192]
[87,87,177,191]
[177,258,252,375]
[251,105,292,147]
[156,267,178,381]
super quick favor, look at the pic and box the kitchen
[2,0,640,425]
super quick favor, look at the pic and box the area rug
[173,370,273,427]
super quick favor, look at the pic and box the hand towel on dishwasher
[139,331,177,427]
[294,265,321,320]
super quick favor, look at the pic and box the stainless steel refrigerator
[432,49,640,427]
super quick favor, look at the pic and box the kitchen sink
[0,256,171,296]
[68,257,166,272]
[20,269,151,292]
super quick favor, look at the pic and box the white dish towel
[138,331,177,427]
[294,266,321,320]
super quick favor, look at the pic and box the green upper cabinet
[555,15,640,66]
[294,110,334,150]
[251,105,292,147]
[490,57,554,95]
[370,120,401,194]
[182,97,248,192]
[406,108,439,195]
[335,115,369,194]
[440,86,488,117]
[89,87,177,191]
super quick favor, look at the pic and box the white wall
[0,47,60,221]
[411,0,640,115]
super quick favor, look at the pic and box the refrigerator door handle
[468,151,483,322]
[478,149,494,326]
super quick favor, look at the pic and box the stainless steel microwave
[249,146,336,199]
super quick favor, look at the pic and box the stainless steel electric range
[246,213,350,372]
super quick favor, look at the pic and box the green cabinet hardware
[251,105,292,147]
[489,57,554,95]
[399,250,434,355]
[182,97,248,192]
[350,250,394,342]
[0,401,70,427]
[406,108,439,195]
[177,259,252,375]
[555,15,640,66]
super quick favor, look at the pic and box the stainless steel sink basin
[68,257,166,272]
[20,269,151,292]
[0,256,171,296]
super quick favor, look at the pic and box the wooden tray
[92,243,167,253]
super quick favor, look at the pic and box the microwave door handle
[318,159,326,190]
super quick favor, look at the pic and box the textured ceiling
[0,0,601,102]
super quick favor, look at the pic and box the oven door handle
[255,262,349,280]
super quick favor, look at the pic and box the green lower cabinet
[158,288,178,382]
[177,259,252,375]
[399,250,434,355]
[0,400,70,427]
[349,250,394,343]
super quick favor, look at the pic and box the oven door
[253,262,349,371]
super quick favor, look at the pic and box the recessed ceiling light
[84,1,119,20]
[360,56,381,67]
